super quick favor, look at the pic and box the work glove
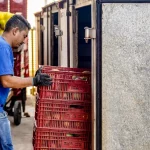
[34,67,42,76]
[33,68,52,86]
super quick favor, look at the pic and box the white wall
[27,0,45,27]
[46,0,59,4]
[27,0,59,27]
[27,0,45,95]
[27,0,59,95]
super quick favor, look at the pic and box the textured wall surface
[102,3,150,150]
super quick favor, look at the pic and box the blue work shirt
[0,36,14,112]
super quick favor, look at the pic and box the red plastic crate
[40,81,91,92]
[33,127,91,149]
[14,53,21,67]
[14,52,21,62]
[14,66,21,76]
[36,118,91,131]
[39,65,91,83]
[38,90,91,102]
[13,52,21,59]
[10,0,27,18]
[42,71,91,83]
[40,65,91,72]
[14,60,21,68]
[35,99,91,121]
[14,63,21,69]
[14,62,21,70]
[13,52,21,76]
[24,50,29,67]
[0,0,8,11]
[24,65,29,77]
[13,88,22,96]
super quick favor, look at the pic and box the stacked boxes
[33,66,91,150]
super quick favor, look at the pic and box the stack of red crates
[0,0,8,11]
[33,66,91,150]
[23,37,29,77]
[24,49,29,77]
[13,44,29,96]
[13,52,22,96]
[10,0,27,18]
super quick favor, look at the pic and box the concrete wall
[102,3,150,150]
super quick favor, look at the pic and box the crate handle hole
[66,133,80,137]
[70,105,84,109]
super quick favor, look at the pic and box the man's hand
[33,69,52,86]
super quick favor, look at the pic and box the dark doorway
[77,5,91,69]
[52,12,58,66]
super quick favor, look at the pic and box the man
[0,14,52,149]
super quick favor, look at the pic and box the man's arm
[0,75,33,88]
[0,71,52,88]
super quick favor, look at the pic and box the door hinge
[84,27,96,43]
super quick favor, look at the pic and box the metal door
[43,11,48,65]
[60,8,68,67]
[71,7,78,68]
[47,7,52,65]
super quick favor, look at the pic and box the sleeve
[0,48,14,76]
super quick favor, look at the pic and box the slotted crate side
[33,139,90,150]
[24,49,29,67]
[33,127,91,141]
[24,65,29,77]
[39,81,91,92]
[13,52,21,95]
[36,119,91,131]
[38,90,91,102]
[0,0,8,11]
[37,66,91,101]
[13,88,22,96]
[40,65,91,72]
[35,99,91,121]
[33,127,91,149]
[13,52,21,76]
[35,110,91,122]
[14,52,21,64]
[35,98,91,110]
[14,66,21,76]
[10,0,27,18]
[40,65,91,83]
[41,71,91,83]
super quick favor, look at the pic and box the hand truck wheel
[14,100,22,125]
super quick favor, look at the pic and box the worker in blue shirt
[0,15,52,150]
